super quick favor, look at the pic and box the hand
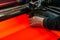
[30,16,44,27]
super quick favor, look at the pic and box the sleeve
[43,16,60,31]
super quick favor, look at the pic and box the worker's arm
[30,16,60,31]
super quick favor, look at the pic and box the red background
[0,13,60,40]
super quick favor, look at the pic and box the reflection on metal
[0,4,28,12]
[45,7,60,14]
[48,6,60,10]
[38,0,44,7]
[0,4,29,17]
[0,1,16,6]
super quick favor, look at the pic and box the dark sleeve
[43,16,60,31]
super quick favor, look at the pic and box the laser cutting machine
[0,0,60,40]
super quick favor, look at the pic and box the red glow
[0,13,60,40]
